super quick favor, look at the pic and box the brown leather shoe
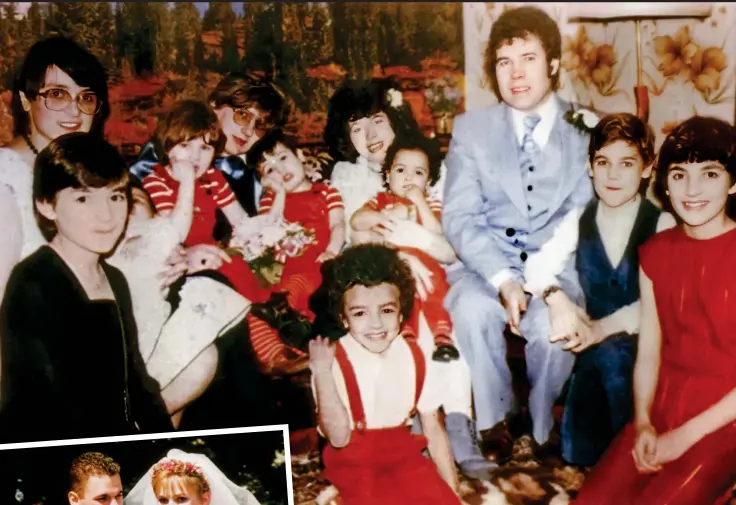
[261,347,309,376]
[480,420,514,464]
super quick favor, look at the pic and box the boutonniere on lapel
[563,104,600,135]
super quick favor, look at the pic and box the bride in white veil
[124,449,262,505]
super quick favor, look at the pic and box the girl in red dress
[574,116,736,505]
[309,244,461,505]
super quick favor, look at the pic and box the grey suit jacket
[442,96,594,298]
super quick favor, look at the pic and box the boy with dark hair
[310,243,461,505]
[561,113,676,467]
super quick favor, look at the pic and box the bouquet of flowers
[227,218,317,286]
[424,76,463,115]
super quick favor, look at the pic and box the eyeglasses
[232,108,271,135]
[37,88,101,115]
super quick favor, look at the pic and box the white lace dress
[330,155,447,244]
[108,216,250,389]
[0,148,47,259]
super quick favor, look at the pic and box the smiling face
[23,65,97,144]
[387,148,430,198]
[590,140,651,208]
[341,282,403,354]
[667,160,736,236]
[214,104,267,156]
[495,34,558,112]
[69,474,123,505]
[37,184,129,256]
[348,112,396,164]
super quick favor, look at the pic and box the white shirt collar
[511,93,559,150]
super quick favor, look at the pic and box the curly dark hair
[323,77,421,171]
[322,244,416,326]
[69,452,120,495]
[382,132,443,189]
[483,6,562,102]
[654,116,736,218]
[589,112,656,194]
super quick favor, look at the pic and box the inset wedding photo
[0,426,292,505]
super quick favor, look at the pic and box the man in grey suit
[442,6,594,455]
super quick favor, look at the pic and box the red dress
[574,226,736,505]
[322,338,460,505]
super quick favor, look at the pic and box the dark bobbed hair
[34,132,131,240]
[654,115,736,218]
[483,6,562,102]
[152,99,226,166]
[323,78,420,168]
[382,132,443,189]
[12,36,110,138]
[208,72,290,128]
[245,127,301,177]
[589,112,656,195]
[322,243,416,325]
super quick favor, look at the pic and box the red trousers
[401,248,453,341]
[323,427,460,505]
[322,338,459,505]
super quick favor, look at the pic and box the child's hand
[404,185,426,205]
[309,337,337,374]
[316,249,337,263]
[262,174,286,194]
[168,145,196,182]
[380,204,410,222]
[170,159,196,183]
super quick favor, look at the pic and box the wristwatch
[542,285,562,302]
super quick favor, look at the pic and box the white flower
[15,489,23,503]
[387,88,403,108]
[576,108,599,128]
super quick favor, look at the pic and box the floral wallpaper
[463,2,736,148]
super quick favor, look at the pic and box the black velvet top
[0,245,173,442]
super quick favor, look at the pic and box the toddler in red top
[140,100,310,373]
[351,134,459,362]
[245,128,346,362]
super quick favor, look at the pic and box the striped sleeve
[204,168,236,208]
[141,174,176,212]
[427,194,443,220]
[324,183,344,211]
[258,191,274,215]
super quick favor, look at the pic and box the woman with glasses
[0,36,109,311]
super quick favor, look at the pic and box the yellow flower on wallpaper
[653,25,730,103]
[562,26,627,98]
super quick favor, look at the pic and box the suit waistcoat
[576,198,661,320]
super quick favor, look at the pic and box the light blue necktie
[520,114,541,172]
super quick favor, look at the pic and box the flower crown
[563,104,599,135]
[152,459,210,494]
[386,88,403,109]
